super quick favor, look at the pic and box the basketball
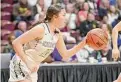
[86,28,108,50]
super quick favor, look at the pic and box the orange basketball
[86,28,108,50]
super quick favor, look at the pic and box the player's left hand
[112,48,120,61]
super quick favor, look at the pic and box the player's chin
[59,23,66,29]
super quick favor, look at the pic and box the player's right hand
[25,57,39,73]
[112,48,120,61]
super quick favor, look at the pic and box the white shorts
[9,55,38,82]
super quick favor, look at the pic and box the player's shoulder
[32,23,45,31]
[28,23,45,37]
[33,23,45,28]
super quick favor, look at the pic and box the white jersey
[23,23,59,63]
[9,23,59,82]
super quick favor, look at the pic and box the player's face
[55,9,67,29]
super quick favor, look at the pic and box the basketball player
[112,21,121,82]
[9,4,86,82]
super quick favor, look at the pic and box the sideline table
[1,62,121,82]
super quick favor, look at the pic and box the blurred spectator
[98,0,109,20]
[14,30,23,38]
[44,0,52,9]
[13,0,35,22]
[101,15,108,24]
[13,0,19,3]
[107,5,119,25]
[76,2,89,27]
[109,0,116,6]
[56,0,70,5]
[74,0,84,10]
[101,23,112,36]
[8,33,16,58]
[17,21,27,32]
[1,40,12,53]
[78,12,98,37]
[65,3,77,30]
[76,0,85,4]
[78,2,89,22]
[27,0,38,6]
[13,21,27,38]
[117,0,121,15]
[34,0,46,23]
[87,0,98,14]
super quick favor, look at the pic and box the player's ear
[53,15,58,19]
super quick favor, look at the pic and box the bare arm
[112,21,121,49]
[56,32,86,60]
[12,24,44,63]
[112,21,121,60]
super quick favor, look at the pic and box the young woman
[9,4,86,82]
[112,21,121,82]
